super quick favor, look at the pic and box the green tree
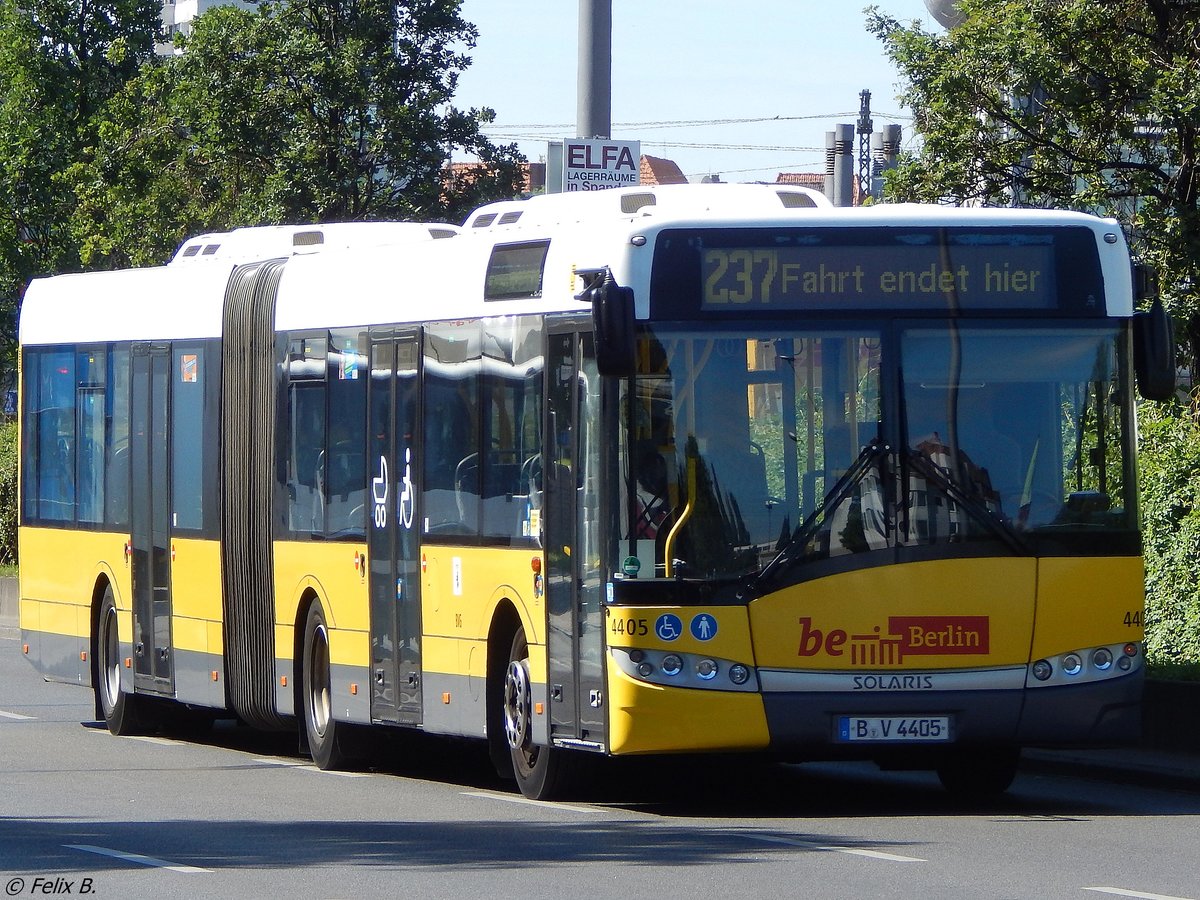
[867,0,1200,665]
[69,0,525,267]
[867,0,1200,374]
[0,0,161,359]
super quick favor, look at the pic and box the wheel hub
[503,658,531,750]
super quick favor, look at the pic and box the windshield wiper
[903,449,1029,556]
[755,440,889,591]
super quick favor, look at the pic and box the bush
[1138,398,1200,665]
[0,420,14,566]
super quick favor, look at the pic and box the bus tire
[301,602,346,770]
[95,585,142,735]
[936,747,1019,798]
[502,625,579,800]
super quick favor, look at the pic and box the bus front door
[129,342,173,695]
[544,328,607,750]
[368,332,423,725]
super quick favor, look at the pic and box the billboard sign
[562,139,641,192]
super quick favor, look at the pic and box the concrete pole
[871,124,902,200]
[577,0,612,139]
[824,131,836,201]
[833,123,855,206]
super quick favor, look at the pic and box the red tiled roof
[640,155,688,186]
[444,161,544,194]
[776,172,825,188]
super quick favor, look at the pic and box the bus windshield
[621,322,1133,581]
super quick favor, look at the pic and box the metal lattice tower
[857,90,873,204]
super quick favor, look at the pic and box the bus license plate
[837,715,951,743]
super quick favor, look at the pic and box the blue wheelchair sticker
[655,614,683,642]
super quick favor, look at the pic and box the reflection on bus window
[76,348,106,524]
[326,330,367,538]
[30,349,76,522]
[480,316,542,543]
[423,322,480,536]
[902,327,1131,538]
[172,345,205,531]
[105,347,130,528]
[620,323,1133,581]
[621,329,882,578]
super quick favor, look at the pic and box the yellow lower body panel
[19,526,130,637]
[607,664,770,755]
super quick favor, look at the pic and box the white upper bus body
[19,184,1136,347]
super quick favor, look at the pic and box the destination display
[649,227,1107,317]
[701,243,1056,310]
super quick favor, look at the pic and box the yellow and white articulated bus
[18,184,1175,799]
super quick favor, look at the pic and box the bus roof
[169,222,459,264]
[19,185,1135,345]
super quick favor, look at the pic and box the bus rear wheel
[302,603,347,770]
[502,626,579,800]
[95,586,141,735]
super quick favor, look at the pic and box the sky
[453,0,949,183]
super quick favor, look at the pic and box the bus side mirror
[1133,298,1175,401]
[592,280,636,377]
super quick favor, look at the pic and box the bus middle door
[368,331,423,725]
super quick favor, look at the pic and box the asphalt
[2,588,1197,792]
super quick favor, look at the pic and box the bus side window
[284,335,327,535]
[479,316,544,543]
[105,346,131,528]
[26,348,77,523]
[171,344,214,533]
[423,324,481,537]
[422,377,478,535]
[325,330,367,539]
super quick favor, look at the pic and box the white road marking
[252,757,371,777]
[64,844,210,873]
[461,790,608,814]
[753,832,926,863]
[126,735,188,746]
[84,730,188,746]
[1085,888,1196,900]
[0,709,35,720]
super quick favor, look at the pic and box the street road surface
[1,636,1197,899]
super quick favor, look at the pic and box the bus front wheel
[936,747,1019,798]
[502,625,578,800]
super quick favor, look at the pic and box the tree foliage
[2,0,523,278]
[868,0,1200,664]
[0,0,160,371]
[67,0,525,268]
[867,0,1200,373]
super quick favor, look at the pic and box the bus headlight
[1028,641,1141,687]
[611,648,756,691]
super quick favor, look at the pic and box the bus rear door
[129,342,174,695]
